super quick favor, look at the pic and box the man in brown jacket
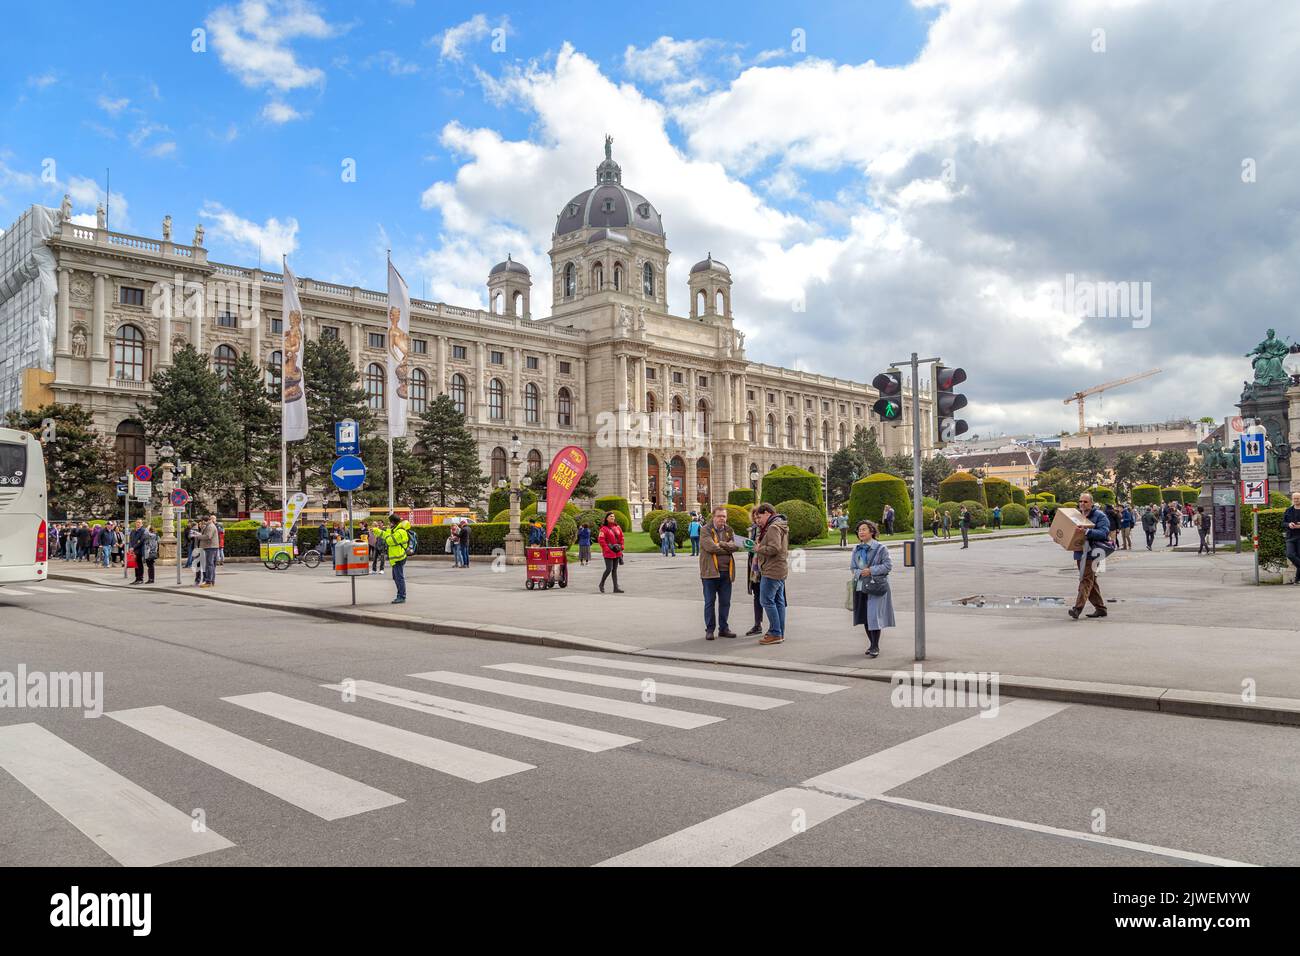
[751,503,789,645]
[700,506,741,640]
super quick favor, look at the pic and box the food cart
[525,546,568,590]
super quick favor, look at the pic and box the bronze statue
[1246,328,1292,387]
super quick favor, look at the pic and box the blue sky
[4,1,1298,436]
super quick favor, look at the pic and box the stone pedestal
[504,456,524,565]
[1287,382,1300,495]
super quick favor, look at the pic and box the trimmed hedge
[1131,484,1161,507]
[1178,486,1200,505]
[1035,491,1057,504]
[922,496,940,510]
[939,471,985,504]
[488,487,535,520]
[1011,486,1027,506]
[960,500,989,528]
[922,505,936,529]
[594,496,631,522]
[728,488,756,507]
[983,476,1014,509]
[1271,491,1291,508]
[649,511,691,546]
[1087,486,1116,506]
[1001,502,1029,526]
[847,473,912,533]
[776,499,824,546]
[574,508,607,537]
[760,465,824,515]
[642,508,670,534]
[1160,487,1182,503]
[724,504,752,537]
[1257,508,1288,571]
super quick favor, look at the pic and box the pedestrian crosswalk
[2,582,115,596]
[0,654,849,866]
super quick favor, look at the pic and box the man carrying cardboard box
[1067,492,1113,620]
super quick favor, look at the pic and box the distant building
[947,449,1042,491]
[1061,418,1212,452]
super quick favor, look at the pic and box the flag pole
[386,248,395,514]
[281,254,288,519]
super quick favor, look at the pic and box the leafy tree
[358,436,433,509]
[921,454,955,499]
[1152,449,1192,487]
[137,345,239,508]
[220,352,279,513]
[826,447,862,509]
[413,393,486,506]
[4,403,115,517]
[1033,467,1085,503]
[884,453,914,487]
[290,337,370,495]
[1132,451,1159,486]
[850,425,887,476]
[1111,450,1140,501]
[525,465,600,500]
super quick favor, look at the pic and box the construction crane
[1063,368,1162,435]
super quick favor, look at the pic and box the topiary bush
[642,508,670,534]
[983,476,1014,509]
[1035,491,1057,504]
[922,496,940,510]
[776,499,824,546]
[847,472,912,532]
[1087,486,1116,506]
[1001,502,1029,526]
[1178,486,1200,505]
[1256,508,1288,571]
[1131,484,1161,507]
[922,505,936,529]
[728,488,755,507]
[1160,487,1182,503]
[937,501,963,521]
[724,504,752,537]
[575,508,607,537]
[1011,486,1027,506]
[649,511,691,546]
[594,495,631,522]
[939,471,985,504]
[960,500,989,528]
[1270,491,1291,509]
[760,465,824,515]
[565,501,624,531]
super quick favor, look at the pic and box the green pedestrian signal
[872,370,904,424]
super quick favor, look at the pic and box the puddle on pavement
[938,594,1131,608]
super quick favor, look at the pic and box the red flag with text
[545,446,588,540]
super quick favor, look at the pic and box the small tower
[487,255,531,318]
[688,253,732,321]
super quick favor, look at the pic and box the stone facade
[21,146,931,518]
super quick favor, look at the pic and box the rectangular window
[698,375,708,388]
[672,371,683,384]
[526,356,539,370]
[119,287,145,307]
[271,316,283,334]
[412,338,427,354]
[839,403,847,415]
[321,326,339,340]
[644,367,654,380]
[491,350,504,365]
[369,332,385,349]
[787,396,794,407]
[767,392,775,403]
[806,399,813,410]
[216,311,237,328]
[559,360,571,374]
[747,389,755,401]
[452,344,467,360]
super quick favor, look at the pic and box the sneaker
[866,648,879,658]
[391,597,406,604]
[759,633,784,645]
[745,624,763,636]
[705,631,715,641]
[613,588,625,594]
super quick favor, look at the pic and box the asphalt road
[2,582,1298,867]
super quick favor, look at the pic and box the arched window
[642,261,654,297]
[527,449,542,473]
[698,398,709,436]
[564,263,576,298]
[696,289,707,316]
[671,395,684,436]
[668,455,685,510]
[839,421,847,449]
[511,290,525,316]
[525,382,540,424]
[786,416,795,447]
[696,456,710,506]
[557,387,573,427]
[804,418,813,449]
[450,373,468,415]
[766,414,776,445]
[488,378,505,420]
[747,411,756,442]
[409,368,429,414]
[592,261,604,291]
[366,362,385,410]
[716,290,726,316]
[114,420,146,474]
[113,325,146,381]
[266,350,282,392]
[613,262,623,291]
[646,392,656,414]
[213,344,238,384]
[490,447,507,485]
[822,419,830,451]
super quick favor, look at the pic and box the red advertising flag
[545,445,588,540]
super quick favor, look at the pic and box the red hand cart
[525,546,568,590]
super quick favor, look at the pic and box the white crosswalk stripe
[222,691,534,782]
[0,722,235,866]
[411,670,722,729]
[550,655,849,694]
[323,680,639,753]
[486,662,791,710]
[0,587,35,594]
[64,584,114,592]
[33,585,76,594]
[108,705,404,820]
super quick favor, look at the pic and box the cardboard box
[1049,507,1093,551]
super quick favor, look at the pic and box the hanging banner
[281,263,308,442]
[545,446,588,540]
[283,492,309,533]
[386,259,411,439]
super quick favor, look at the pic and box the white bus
[0,426,48,585]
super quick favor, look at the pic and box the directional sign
[331,454,367,492]
[133,464,154,483]
[335,419,360,457]
[116,482,127,497]
[170,488,191,508]
[1241,479,1269,506]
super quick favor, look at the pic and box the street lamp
[157,442,179,570]
[504,434,526,564]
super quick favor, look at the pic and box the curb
[51,571,1300,728]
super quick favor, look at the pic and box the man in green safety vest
[377,513,411,604]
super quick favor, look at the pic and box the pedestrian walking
[688,513,702,557]
[199,515,221,588]
[1120,505,1134,550]
[458,519,471,568]
[142,525,158,584]
[959,506,972,549]
[577,521,592,565]
[882,503,895,535]
[834,510,849,548]
[1141,506,1157,550]
[99,521,115,567]
[700,506,740,640]
[1067,492,1112,620]
[1167,504,1181,547]
[378,513,411,603]
[930,511,941,537]
[597,511,625,593]
[1284,493,1300,584]
[1194,506,1211,554]
[751,503,789,645]
[849,519,894,658]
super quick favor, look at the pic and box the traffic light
[932,363,968,446]
[871,369,904,424]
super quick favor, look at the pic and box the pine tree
[826,447,861,508]
[137,345,239,508]
[921,453,955,499]
[290,337,370,495]
[359,437,432,509]
[221,352,280,512]
[414,394,486,506]
[850,425,888,476]
[4,403,115,517]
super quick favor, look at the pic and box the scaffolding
[0,205,58,417]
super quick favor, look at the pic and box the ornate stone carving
[71,326,88,358]
[172,336,188,356]
[193,223,204,247]
[71,276,91,301]
[96,203,106,229]
[162,215,172,242]
[60,194,72,221]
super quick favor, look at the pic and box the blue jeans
[203,548,218,585]
[392,559,407,599]
[690,536,700,556]
[702,576,732,632]
[759,577,787,636]
[100,544,112,566]
[459,542,469,566]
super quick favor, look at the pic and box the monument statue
[1246,328,1292,387]
[604,134,613,161]
[193,223,205,247]
[96,203,106,229]
[162,215,172,242]
[59,193,72,221]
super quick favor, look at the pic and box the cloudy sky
[3,0,1298,436]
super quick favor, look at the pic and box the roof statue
[604,134,613,161]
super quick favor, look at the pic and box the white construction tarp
[0,205,58,416]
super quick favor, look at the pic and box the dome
[586,228,630,244]
[691,253,729,275]
[489,254,529,277]
[554,138,664,237]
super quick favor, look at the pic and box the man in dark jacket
[959,506,972,548]
[1068,492,1112,620]
[1141,506,1158,550]
[699,506,741,640]
[128,519,148,584]
[1285,492,1300,584]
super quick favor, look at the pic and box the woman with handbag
[597,511,625,593]
[850,520,895,658]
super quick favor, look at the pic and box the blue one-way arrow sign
[331,454,367,492]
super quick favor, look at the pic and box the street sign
[1240,429,1267,480]
[170,488,191,508]
[331,455,367,492]
[1241,479,1269,506]
[116,482,127,497]
[133,482,153,503]
[335,419,360,457]
[133,464,154,483]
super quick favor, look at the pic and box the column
[511,347,522,426]
[246,305,259,369]
[546,353,557,429]
[724,454,735,500]
[634,357,645,413]
[91,273,107,358]
[158,294,173,368]
[475,342,487,423]
[56,268,71,354]
[190,277,204,353]
[436,335,447,394]
[617,353,628,411]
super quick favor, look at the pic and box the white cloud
[148,141,178,159]
[366,50,421,76]
[27,72,58,89]
[199,200,299,263]
[261,100,305,123]
[435,14,506,62]
[97,95,130,116]
[623,37,717,84]
[207,0,339,92]
[65,175,129,229]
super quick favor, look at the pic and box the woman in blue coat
[850,519,895,658]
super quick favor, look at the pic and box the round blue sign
[331,454,367,492]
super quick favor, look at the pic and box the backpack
[146,532,159,560]
[405,529,418,555]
